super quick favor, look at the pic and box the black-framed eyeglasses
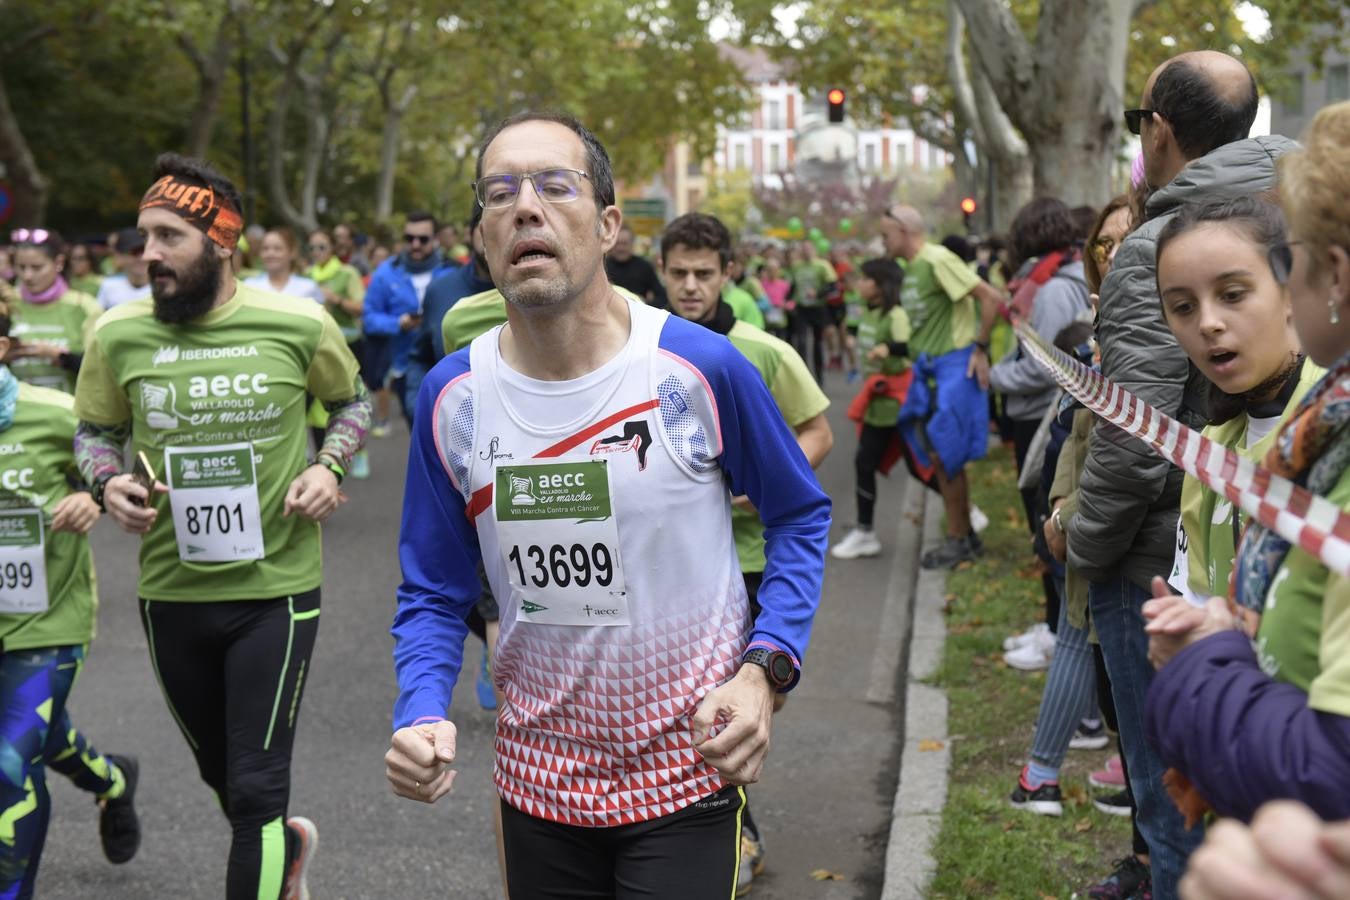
[472,168,592,210]
[403,233,434,245]
[1269,241,1304,285]
[1123,108,1157,136]
[9,228,51,245]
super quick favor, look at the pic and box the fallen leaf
[1001,819,1018,832]
[809,869,846,881]
[918,739,944,751]
[1042,894,1059,900]
[971,592,987,605]
[954,560,975,572]
[1074,817,1093,833]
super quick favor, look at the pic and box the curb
[881,483,950,900]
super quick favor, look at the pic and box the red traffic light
[960,197,978,215]
[827,89,845,105]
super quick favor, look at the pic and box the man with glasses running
[386,112,831,898]
[362,212,454,434]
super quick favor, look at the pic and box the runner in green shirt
[307,228,371,479]
[0,301,142,894]
[72,154,369,900]
[8,230,103,394]
[881,205,1005,569]
[66,243,105,298]
[660,212,833,896]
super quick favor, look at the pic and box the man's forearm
[319,380,373,471]
[74,420,130,483]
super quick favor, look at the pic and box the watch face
[769,653,794,685]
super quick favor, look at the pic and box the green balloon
[815,237,831,252]
[808,227,823,240]
[838,218,853,234]
[787,216,804,235]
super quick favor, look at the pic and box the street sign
[621,198,667,237]
[0,184,11,225]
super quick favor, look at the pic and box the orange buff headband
[139,175,243,251]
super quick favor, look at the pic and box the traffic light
[960,196,977,230]
[827,89,845,124]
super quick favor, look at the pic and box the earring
[1332,299,1342,326]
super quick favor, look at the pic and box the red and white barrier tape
[1012,321,1350,577]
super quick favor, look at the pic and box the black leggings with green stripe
[140,590,319,900]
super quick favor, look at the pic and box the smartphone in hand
[129,451,157,507]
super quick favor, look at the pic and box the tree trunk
[374,83,417,223]
[177,2,242,160]
[0,50,50,225]
[265,51,319,235]
[972,65,1032,231]
[953,0,1133,208]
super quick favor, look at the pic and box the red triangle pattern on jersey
[493,600,749,827]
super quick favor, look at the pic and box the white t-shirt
[96,275,151,310]
[243,273,325,304]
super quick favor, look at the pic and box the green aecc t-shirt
[73,283,360,602]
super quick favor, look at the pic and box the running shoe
[1009,769,1062,817]
[1078,855,1151,899]
[736,829,766,896]
[1070,720,1110,751]
[349,450,370,480]
[476,653,497,711]
[1004,630,1055,671]
[1089,755,1126,789]
[830,527,881,560]
[1092,790,1133,817]
[282,816,319,900]
[920,535,979,570]
[99,754,141,864]
[371,421,391,439]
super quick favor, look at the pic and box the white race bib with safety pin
[166,443,265,562]
[0,510,49,614]
[494,460,630,626]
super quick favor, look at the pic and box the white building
[1269,33,1350,139]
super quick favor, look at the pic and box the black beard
[150,243,224,325]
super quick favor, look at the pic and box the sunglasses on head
[1268,241,1303,285]
[404,233,434,245]
[1123,108,1157,136]
[9,228,51,245]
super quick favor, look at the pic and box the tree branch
[951,0,1035,113]
[2,23,56,56]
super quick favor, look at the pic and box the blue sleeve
[363,265,403,337]
[659,317,831,687]
[1145,630,1350,822]
[390,353,483,728]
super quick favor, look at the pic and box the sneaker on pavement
[475,652,497,711]
[830,527,881,560]
[349,450,370,480]
[1009,772,1062,817]
[920,536,978,570]
[1004,630,1055,671]
[1002,621,1051,652]
[735,829,766,896]
[1070,720,1110,751]
[1080,855,1151,899]
[99,754,141,864]
[371,422,391,439]
[1089,755,1126,789]
[282,816,318,900]
[1092,789,1133,817]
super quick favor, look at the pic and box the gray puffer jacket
[1067,134,1299,588]
[990,259,1090,421]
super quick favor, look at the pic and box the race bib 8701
[165,443,265,563]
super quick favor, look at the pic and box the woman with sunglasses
[0,297,141,897]
[65,243,103,298]
[8,230,104,395]
[1144,103,1350,828]
[243,228,324,304]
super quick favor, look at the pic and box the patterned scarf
[1234,351,1350,611]
[0,366,18,432]
[20,275,67,304]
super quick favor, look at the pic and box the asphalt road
[39,376,916,899]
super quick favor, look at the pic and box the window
[864,144,876,171]
[1329,64,1350,103]
[769,143,782,172]
[767,100,782,130]
[734,144,747,171]
[1285,72,1305,116]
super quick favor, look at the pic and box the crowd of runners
[0,43,1349,900]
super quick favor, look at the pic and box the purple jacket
[1145,630,1350,822]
